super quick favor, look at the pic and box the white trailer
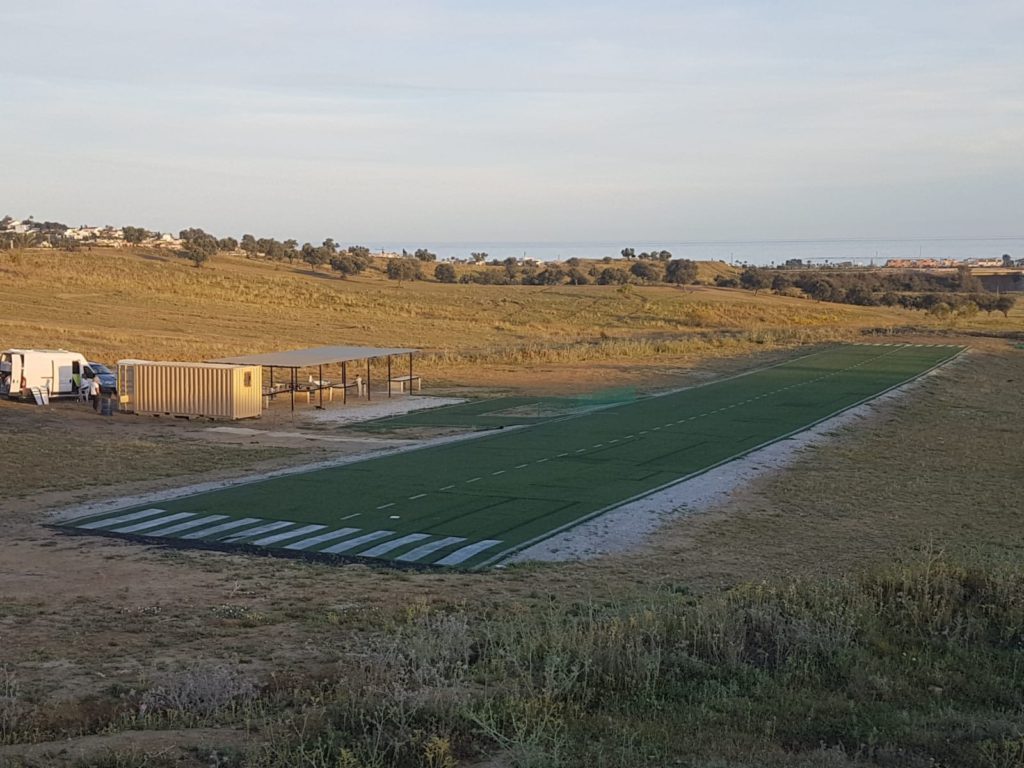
[0,349,90,399]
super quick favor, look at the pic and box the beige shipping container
[117,360,262,420]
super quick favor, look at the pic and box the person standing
[90,375,101,411]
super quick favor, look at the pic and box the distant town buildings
[0,217,181,249]
[883,258,1013,269]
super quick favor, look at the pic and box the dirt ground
[1,333,1021,762]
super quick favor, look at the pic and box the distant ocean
[365,237,1024,266]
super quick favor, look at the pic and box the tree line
[724,266,1018,317]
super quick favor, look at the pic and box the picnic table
[389,374,422,394]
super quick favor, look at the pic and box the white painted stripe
[112,512,196,534]
[341,513,360,520]
[409,493,427,500]
[181,517,263,540]
[77,508,167,530]
[515,463,529,468]
[377,502,394,510]
[148,515,228,536]
[223,520,296,542]
[251,524,325,546]
[283,527,360,551]
[358,533,431,558]
[466,477,481,483]
[491,470,505,476]
[435,539,503,566]
[440,484,455,490]
[321,530,395,554]
[395,536,467,563]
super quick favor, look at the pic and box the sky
[2,1,1022,244]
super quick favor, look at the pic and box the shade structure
[207,346,418,411]
[208,346,416,368]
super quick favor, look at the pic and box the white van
[0,349,91,399]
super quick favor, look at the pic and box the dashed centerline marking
[376,503,394,510]
[409,493,427,500]
[491,470,505,476]
[466,477,481,484]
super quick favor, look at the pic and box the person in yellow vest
[72,370,85,401]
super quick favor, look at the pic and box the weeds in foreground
[138,663,257,724]
[9,552,1024,767]
[1,665,27,745]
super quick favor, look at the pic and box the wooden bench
[299,380,336,404]
[332,378,365,397]
[389,375,422,394]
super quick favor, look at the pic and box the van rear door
[1,352,23,397]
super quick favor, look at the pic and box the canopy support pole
[290,367,296,412]
[366,358,371,401]
[318,364,324,409]
[342,361,347,404]
[387,355,392,398]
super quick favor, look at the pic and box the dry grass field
[0,248,895,375]
[1,246,1022,767]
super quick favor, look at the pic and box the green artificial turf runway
[61,343,962,569]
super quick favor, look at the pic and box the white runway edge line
[479,346,965,569]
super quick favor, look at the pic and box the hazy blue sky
[2,1,1021,243]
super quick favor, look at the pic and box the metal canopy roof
[208,345,417,368]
